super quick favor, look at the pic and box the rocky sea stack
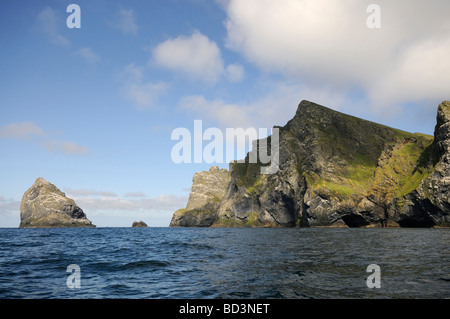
[19,178,95,228]
[132,221,148,227]
[171,100,450,228]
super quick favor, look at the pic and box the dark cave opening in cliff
[341,213,371,228]
[398,218,435,228]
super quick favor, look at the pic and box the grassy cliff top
[234,100,434,200]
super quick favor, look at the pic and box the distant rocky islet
[19,177,95,228]
[132,221,148,227]
[19,178,153,228]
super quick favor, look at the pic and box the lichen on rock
[19,178,95,228]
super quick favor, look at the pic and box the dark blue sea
[0,227,448,299]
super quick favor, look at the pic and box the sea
[0,227,448,299]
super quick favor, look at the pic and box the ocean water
[0,227,448,299]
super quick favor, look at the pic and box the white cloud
[125,82,169,110]
[226,64,245,82]
[65,188,118,198]
[42,140,90,156]
[72,194,188,212]
[113,9,138,36]
[178,82,350,129]
[0,197,20,216]
[223,0,450,112]
[65,187,188,214]
[0,122,90,156]
[152,31,227,84]
[122,63,144,83]
[371,37,450,105]
[37,8,101,70]
[37,7,70,47]
[179,95,252,128]
[76,47,100,64]
[124,192,146,198]
[151,30,245,84]
[121,63,169,110]
[0,122,44,139]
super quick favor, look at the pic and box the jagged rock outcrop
[170,166,230,227]
[390,101,450,226]
[132,220,148,227]
[171,100,450,228]
[19,178,95,228]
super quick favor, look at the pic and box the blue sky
[1,0,449,227]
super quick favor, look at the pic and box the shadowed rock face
[392,101,450,227]
[132,221,148,227]
[171,100,450,228]
[19,178,95,228]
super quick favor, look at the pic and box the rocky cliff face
[20,178,95,228]
[171,100,450,228]
[170,166,230,226]
[391,101,450,226]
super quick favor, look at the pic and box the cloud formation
[76,47,100,65]
[65,188,118,197]
[0,122,44,139]
[71,193,188,213]
[0,196,20,216]
[43,141,90,155]
[0,122,90,156]
[65,186,187,214]
[37,7,103,66]
[113,9,138,36]
[152,31,244,84]
[152,31,224,84]
[223,0,450,112]
[178,82,350,129]
[124,192,146,198]
[37,7,70,47]
[225,64,245,82]
[121,63,169,110]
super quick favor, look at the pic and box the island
[171,100,450,228]
[132,220,148,227]
[19,177,95,228]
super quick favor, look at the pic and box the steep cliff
[390,101,450,226]
[170,166,230,227]
[171,100,450,228]
[20,178,95,228]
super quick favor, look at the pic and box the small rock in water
[132,220,148,227]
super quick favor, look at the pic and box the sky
[0,0,449,227]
